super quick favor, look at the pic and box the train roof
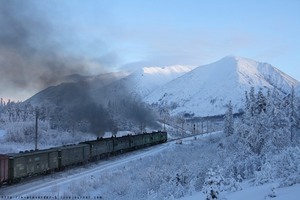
[0,154,9,159]
[55,143,89,150]
[6,143,90,157]
[6,148,59,157]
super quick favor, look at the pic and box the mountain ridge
[144,56,300,117]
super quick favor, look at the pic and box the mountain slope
[26,72,128,106]
[89,65,195,108]
[144,56,300,117]
[27,65,194,106]
[121,65,195,98]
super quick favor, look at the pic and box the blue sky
[1,0,300,100]
[40,0,300,78]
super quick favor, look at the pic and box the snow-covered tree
[236,88,268,155]
[235,87,295,156]
[256,89,267,114]
[227,86,300,184]
[286,87,299,143]
[224,101,234,137]
[249,87,256,116]
[202,168,224,200]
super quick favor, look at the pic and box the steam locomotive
[0,131,167,186]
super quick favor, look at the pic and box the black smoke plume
[39,81,116,135]
[1,1,160,134]
[0,1,108,100]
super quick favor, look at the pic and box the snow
[1,56,300,199]
[0,133,211,200]
[143,65,194,75]
[0,141,171,197]
[0,129,5,138]
[144,56,300,117]
[125,65,196,98]
[181,182,300,200]
[23,56,300,119]
[1,131,299,199]
[0,134,204,197]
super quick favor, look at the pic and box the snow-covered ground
[182,182,300,200]
[0,129,5,138]
[0,140,171,199]
[0,143,168,194]
[1,132,299,200]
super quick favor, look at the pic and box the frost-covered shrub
[225,152,262,180]
[254,161,274,185]
[5,121,36,143]
[202,168,225,200]
[223,176,242,192]
[1,119,95,152]
[256,147,300,187]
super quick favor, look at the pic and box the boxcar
[152,131,167,144]
[0,154,9,186]
[113,135,131,153]
[142,133,154,146]
[81,137,114,160]
[7,149,59,182]
[160,131,168,143]
[152,132,160,144]
[130,134,146,149]
[58,144,90,167]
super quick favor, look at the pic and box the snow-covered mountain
[88,65,195,108]
[27,65,194,104]
[26,56,299,118]
[120,65,196,98]
[144,56,300,117]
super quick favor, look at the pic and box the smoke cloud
[0,1,160,134]
[0,1,110,100]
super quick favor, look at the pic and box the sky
[0,0,300,101]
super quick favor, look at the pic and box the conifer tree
[224,101,234,137]
[203,168,224,200]
[249,87,256,116]
[256,89,266,113]
[287,87,298,143]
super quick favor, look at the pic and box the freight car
[152,131,168,144]
[0,155,9,186]
[81,137,114,161]
[6,148,59,183]
[0,131,167,186]
[58,144,90,169]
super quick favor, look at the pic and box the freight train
[0,131,167,186]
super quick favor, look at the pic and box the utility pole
[35,109,39,150]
